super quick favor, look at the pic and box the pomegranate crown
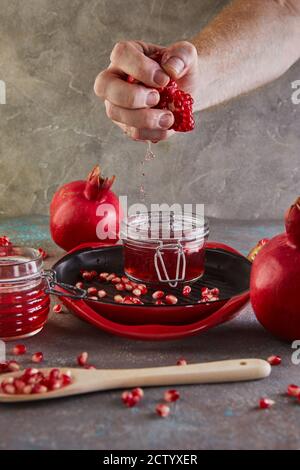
[285,196,300,247]
[84,165,116,201]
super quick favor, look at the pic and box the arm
[94,0,300,141]
[192,0,300,111]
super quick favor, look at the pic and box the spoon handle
[92,358,271,391]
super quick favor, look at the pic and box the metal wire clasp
[154,242,186,288]
[42,269,88,300]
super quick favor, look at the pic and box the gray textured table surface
[0,216,299,451]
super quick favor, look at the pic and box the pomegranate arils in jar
[267,355,281,366]
[259,398,275,409]
[12,344,27,356]
[165,295,178,305]
[156,403,170,418]
[152,291,165,300]
[287,384,300,397]
[53,304,63,314]
[98,289,107,299]
[77,352,88,366]
[32,352,44,364]
[182,285,192,297]
[164,389,180,403]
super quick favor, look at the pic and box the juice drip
[139,141,155,202]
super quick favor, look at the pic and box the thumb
[160,41,198,80]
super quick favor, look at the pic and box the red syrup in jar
[0,248,50,340]
[121,212,209,286]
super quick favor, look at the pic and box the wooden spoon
[0,358,271,403]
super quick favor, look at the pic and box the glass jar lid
[121,211,209,244]
[0,246,43,283]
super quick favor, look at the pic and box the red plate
[52,242,250,341]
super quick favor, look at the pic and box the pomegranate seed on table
[156,403,170,418]
[53,304,63,314]
[77,352,88,366]
[267,355,282,366]
[182,285,191,297]
[121,390,140,407]
[165,295,178,305]
[99,272,109,281]
[38,247,48,260]
[12,344,27,356]
[32,352,44,364]
[87,287,98,296]
[152,290,164,300]
[287,384,300,397]
[177,358,187,366]
[259,398,275,409]
[164,389,180,403]
[114,295,124,303]
[132,387,144,399]
[98,289,107,299]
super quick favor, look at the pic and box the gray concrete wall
[0,0,299,219]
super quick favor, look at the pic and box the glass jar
[121,212,209,287]
[0,246,50,341]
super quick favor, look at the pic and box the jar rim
[121,211,209,243]
[0,246,42,266]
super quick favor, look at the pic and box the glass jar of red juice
[0,246,50,340]
[121,212,209,287]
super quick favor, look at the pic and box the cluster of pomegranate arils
[121,361,183,418]
[0,344,72,395]
[77,270,220,305]
[0,235,12,247]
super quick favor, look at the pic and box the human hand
[94,40,198,142]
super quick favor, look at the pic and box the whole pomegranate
[50,166,121,251]
[250,197,300,341]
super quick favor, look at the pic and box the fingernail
[154,69,169,87]
[146,91,159,106]
[163,57,185,75]
[159,113,173,129]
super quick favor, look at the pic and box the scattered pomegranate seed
[287,384,300,397]
[152,290,164,300]
[75,281,84,289]
[12,344,27,356]
[82,271,93,281]
[137,284,148,295]
[53,304,63,314]
[177,358,187,366]
[77,352,88,366]
[114,295,124,303]
[121,390,140,407]
[182,285,192,297]
[164,389,180,402]
[106,273,116,282]
[155,300,165,305]
[267,355,282,366]
[99,272,109,281]
[165,295,178,305]
[32,352,44,364]
[121,276,129,283]
[111,277,121,284]
[38,247,48,260]
[7,360,20,372]
[125,283,133,291]
[132,387,144,399]
[156,403,170,418]
[98,289,107,299]
[259,398,275,409]
[115,283,125,291]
